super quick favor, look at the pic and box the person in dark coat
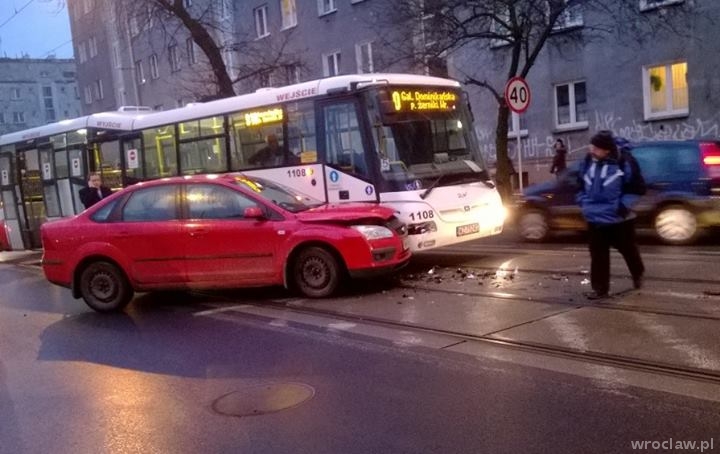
[79,172,112,210]
[576,130,644,300]
[550,139,567,177]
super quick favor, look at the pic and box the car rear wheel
[79,261,134,312]
[654,205,698,245]
[518,210,549,242]
[292,247,341,298]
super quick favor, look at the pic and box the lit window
[322,51,341,77]
[554,81,588,130]
[281,0,297,29]
[318,0,336,15]
[355,42,373,74]
[254,5,269,38]
[644,62,688,119]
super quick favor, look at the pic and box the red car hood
[295,203,396,223]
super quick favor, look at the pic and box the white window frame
[550,0,583,30]
[317,0,337,16]
[111,44,121,68]
[254,5,270,38]
[186,38,197,65]
[281,0,298,29]
[129,15,140,37]
[219,0,230,19]
[88,36,98,58]
[322,51,341,77]
[94,79,104,100]
[84,85,93,104]
[285,64,300,84]
[640,0,684,11]
[169,45,180,72]
[355,41,374,74]
[642,61,689,120]
[507,113,528,139]
[554,80,588,131]
[13,112,26,124]
[78,42,87,63]
[135,60,146,85]
[150,54,160,79]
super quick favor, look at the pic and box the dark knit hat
[590,130,617,152]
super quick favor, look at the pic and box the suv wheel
[654,205,698,245]
[518,210,549,242]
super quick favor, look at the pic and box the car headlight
[351,225,394,240]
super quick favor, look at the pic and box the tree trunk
[494,103,512,202]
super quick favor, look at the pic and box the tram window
[51,134,67,150]
[180,138,227,175]
[229,107,286,169]
[67,130,85,145]
[287,100,317,164]
[55,149,69,178]
[1,191,17,220]
[143,127,178,178]
[323,102,368,178]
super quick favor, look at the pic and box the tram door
[17,148,46,249]
[0,151,25,250]
[121,135,144,185]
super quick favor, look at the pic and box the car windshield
[232,175,324,213]
[368,86,491,193]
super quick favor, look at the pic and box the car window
[632,145,700,183]
[90,199,120,222]
[186,184,257,220]
[122,185,178,221]
[667,145,700,182]
[631,146,666,184]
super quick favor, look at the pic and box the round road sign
[504,77,531,114]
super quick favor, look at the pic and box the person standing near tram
[79,172,112,210]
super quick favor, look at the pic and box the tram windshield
[368,86,491,193]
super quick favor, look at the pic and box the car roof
[126,173,243,189]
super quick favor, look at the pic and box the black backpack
[581,148,647,195]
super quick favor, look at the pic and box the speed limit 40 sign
[504,77,531,114]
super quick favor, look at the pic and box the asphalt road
[1,238,720,453]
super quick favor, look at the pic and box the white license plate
[456,223,480,237]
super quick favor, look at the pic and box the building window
[0,113,4,124]
[322,51,341,77]
[13,112,26,124]
[551,0,583,30]
[129,15,140,36]
[355,41,373,74]
[254,5,269,38]
[318,0,336,15]
[640,0,684,11]
[169,45,180,72]
[83,0,92,14]
[88,36,98,58]
[11,88,21,100]
[219,0,230,19]
[184,0,192,7]
[281,0,297,29]
[150,54,160,79]
[78,42,87,63]
[135,60,146,84]
[93,80,104,100]
[285,64,300,84]
[490,7,511,48]
[644,61,688,119]
[507,113,528,139]
[554,81,588,130]
[186,38,197,65]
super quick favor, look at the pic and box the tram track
[217,297,720,386]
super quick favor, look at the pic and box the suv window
[186,184,257,219]
[122,185,178,221]
[632,144,700,184]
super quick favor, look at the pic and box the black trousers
[587,220,645,294]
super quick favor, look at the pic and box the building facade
[67,0,720,186]
[0,58,81,135]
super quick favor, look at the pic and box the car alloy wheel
[654,205,698,245]
[518,210,549,242]
[79,261,134,312]
[293,247,341,298]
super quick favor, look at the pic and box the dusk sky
[0,0,73,59]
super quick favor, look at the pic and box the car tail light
[700,142,720,179]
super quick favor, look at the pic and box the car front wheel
[518,210,550,242]
[654,205,698,245]
[292,247,341,298]
[79,261,134,312]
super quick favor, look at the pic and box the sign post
[504,76,531,192]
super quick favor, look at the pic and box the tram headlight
[351,225,394,240]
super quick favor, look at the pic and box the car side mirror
[244,206,265,219]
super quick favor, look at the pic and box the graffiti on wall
[476,111,720,165]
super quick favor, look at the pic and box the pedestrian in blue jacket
[577,130,644,300]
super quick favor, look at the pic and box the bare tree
[118,0,304,101]
[369,0,698,200]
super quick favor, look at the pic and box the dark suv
[514,140,720,244]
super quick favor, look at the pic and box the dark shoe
[633,275,644,289]
[585,291,610,300]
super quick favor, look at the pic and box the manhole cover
[212,382,315,417]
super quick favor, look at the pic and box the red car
[41,174,410,312]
